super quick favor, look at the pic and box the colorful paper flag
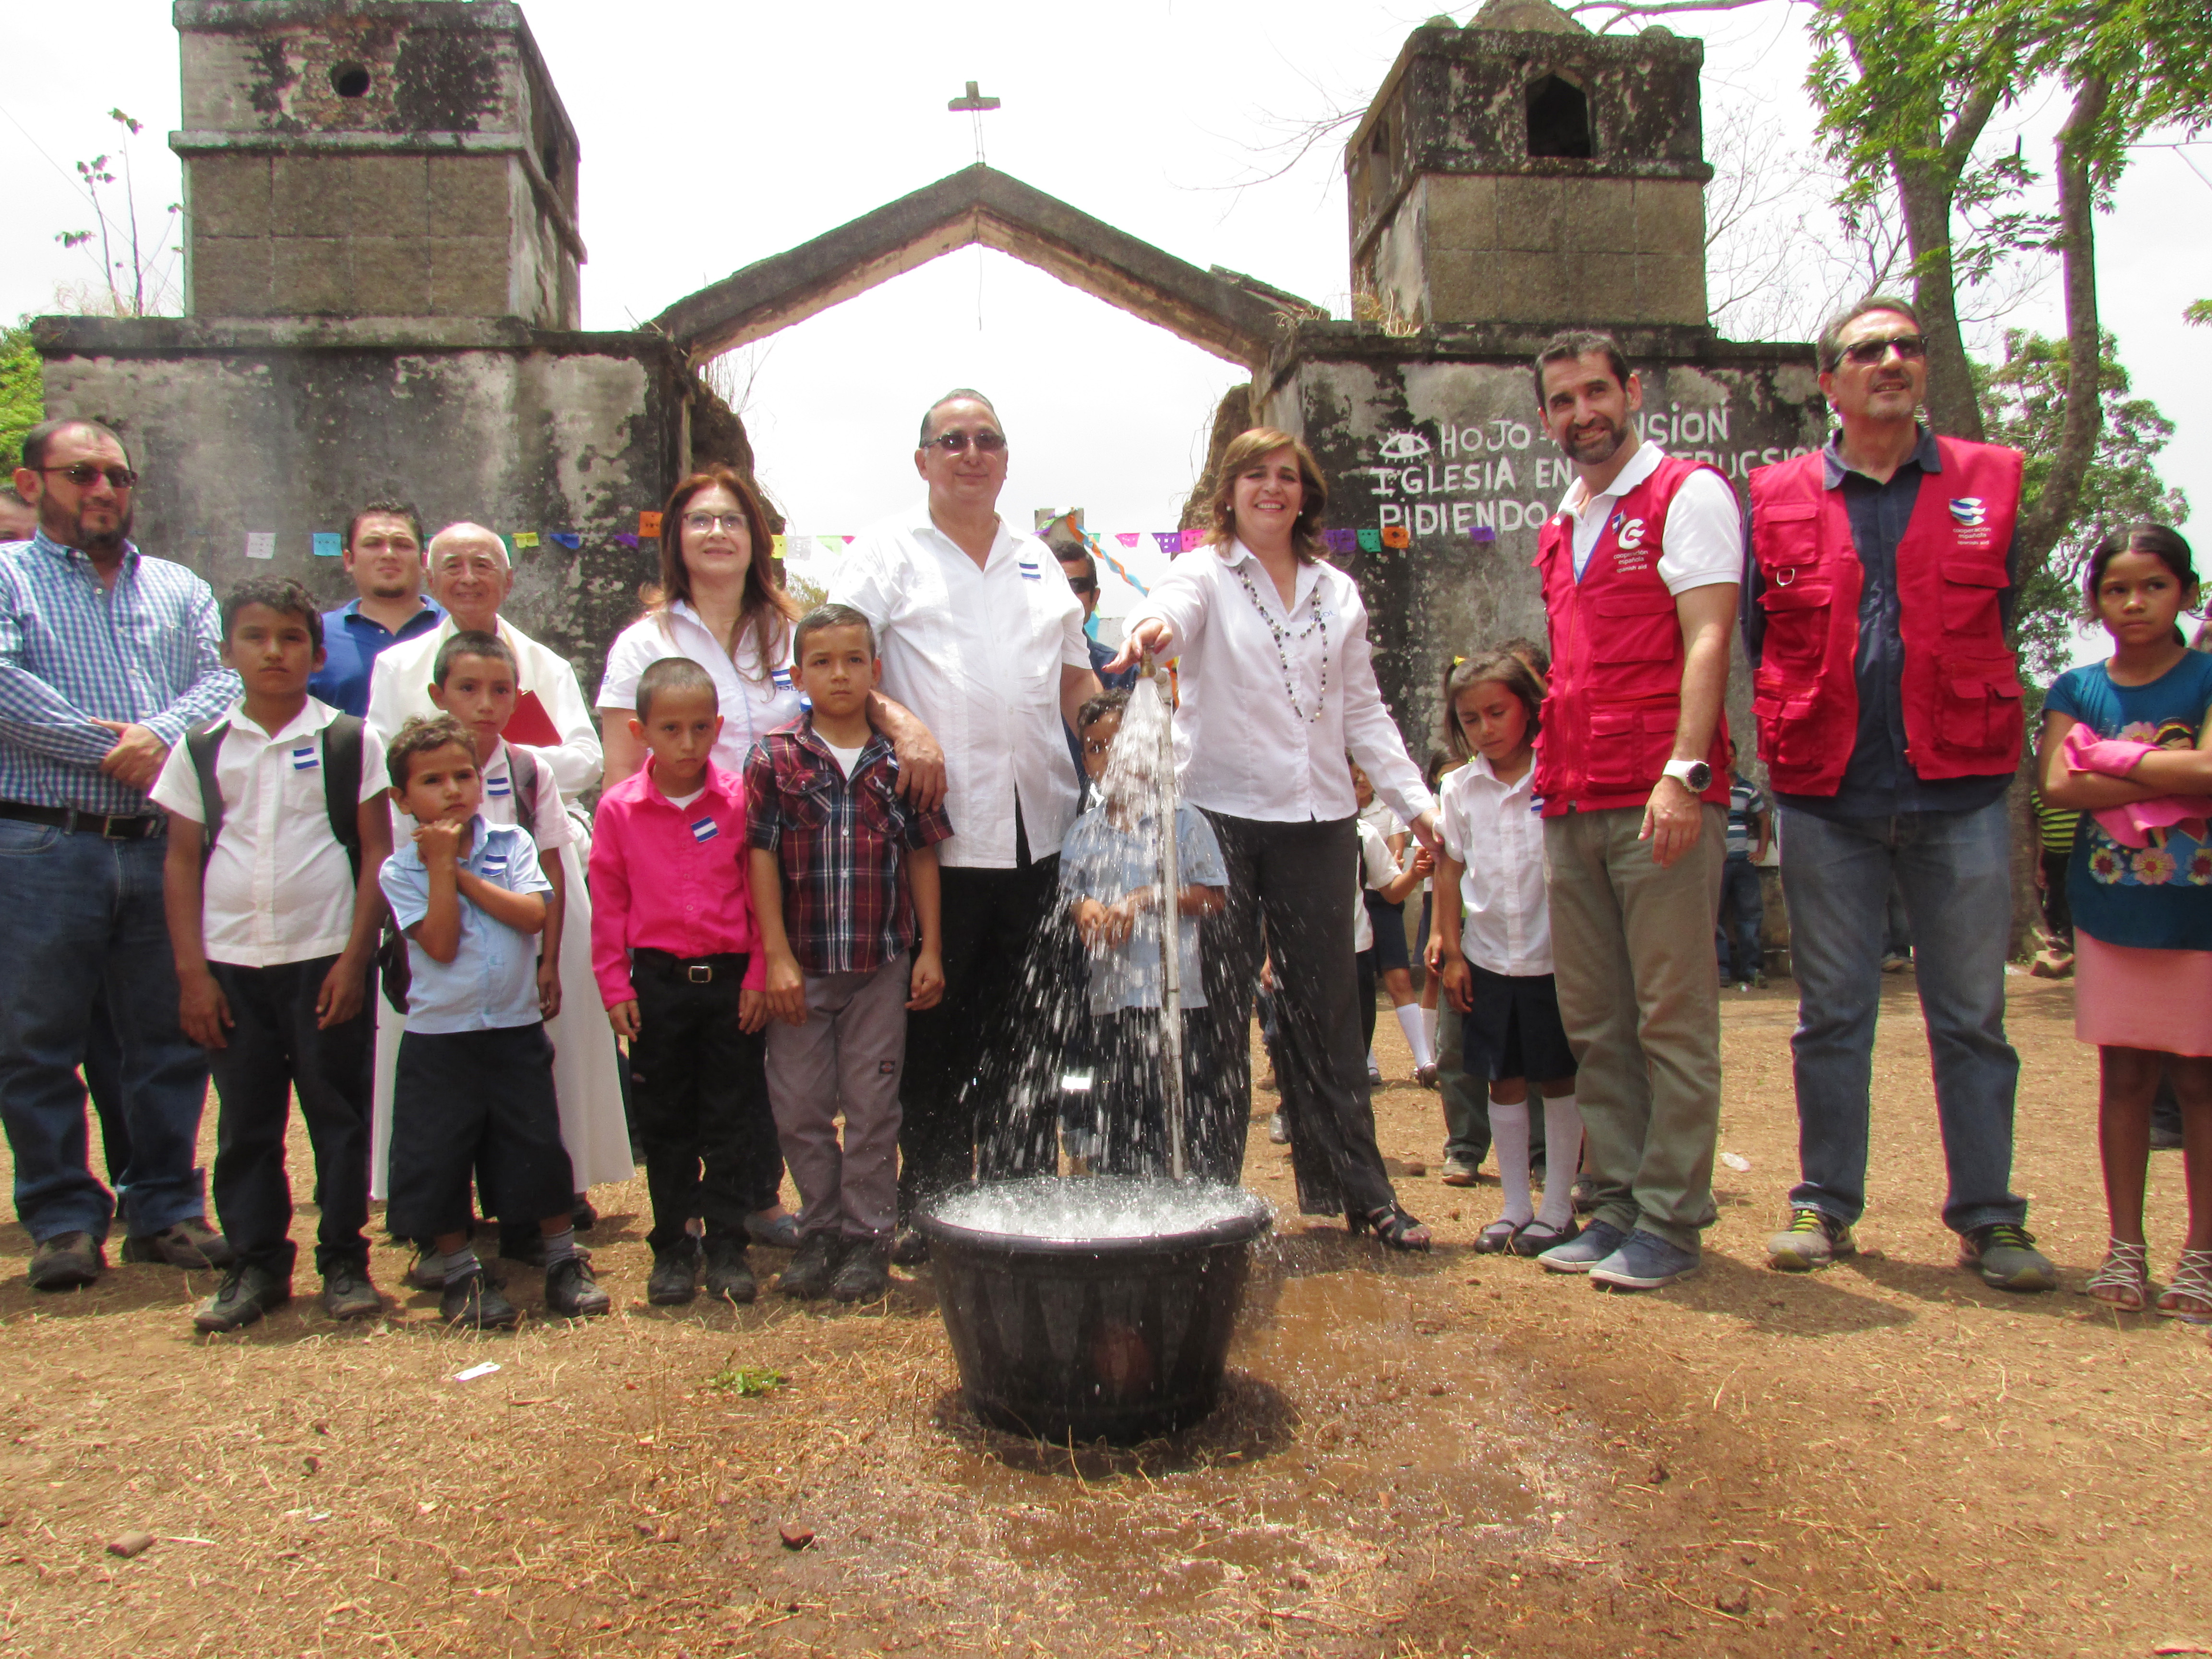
[548,532,581,550]
[1178,529,1205,553]
[245,531,276,561]
[1469,526,1497,543]
[1382,526,1411,548]
[1115,533,1140,548]
[771,535,787,560]
[311,532,342,558]
[1323,529,1356,555]
[638,511,663,538]
[1152,532,1182,555]
[511,531,540,550]
[613,533,640,549]
[1356,528,1382,553]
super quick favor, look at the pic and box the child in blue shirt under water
[2038,523,2212,1320]
[1058,690,1231,1180]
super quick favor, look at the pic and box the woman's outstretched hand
[1105,617,1173,677]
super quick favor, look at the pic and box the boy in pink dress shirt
[589,658,772,1306]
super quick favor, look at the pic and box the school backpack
[375,745,542,1012]
[187,715,364,879]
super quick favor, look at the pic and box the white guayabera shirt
[830,502,1091,870]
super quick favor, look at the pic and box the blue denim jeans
[0,819,211,1242]
[1777,798,2024,1235]
[1715,857,1764,981]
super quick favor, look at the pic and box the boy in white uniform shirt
[154,580,394,1331]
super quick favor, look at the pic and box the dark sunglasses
[925,429,1006,455]
[38,462,137,489]
[1839,334,1926,367]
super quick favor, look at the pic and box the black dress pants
[628,950,775,1253]
[207,957,372,1278]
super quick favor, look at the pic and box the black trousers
[2039,849,2074,948]
[899,854,1063,1217]
[206,957,372,1277]
[1089,1009,1236,1180]
[389,1025,572,1239]
[629,950,774,1253]
[1201,812,1395,1217]
[1356,947,1379,1055]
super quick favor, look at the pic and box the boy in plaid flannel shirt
[747,605,949,1302]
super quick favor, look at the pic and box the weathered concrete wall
[1258,319,1825,764]
[31,315,744,705]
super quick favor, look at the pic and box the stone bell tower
[1346,0,1711,331]
[173,0,584,325]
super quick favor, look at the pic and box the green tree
[1975,329,2186,686]
[0,318,42,472]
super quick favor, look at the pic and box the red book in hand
[503,690,563,748]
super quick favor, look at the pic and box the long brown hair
[1202,428,1330,565]
[650,466,798,682]
[1443,650,1545,761]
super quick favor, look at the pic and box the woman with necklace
[1115,429,1440,1248]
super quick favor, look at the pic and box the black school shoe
[545,1254,611,1317]
[779,1232,842,1299]
[193,1263,292,1333]
[648,1237,700,1306]
[124,1218,235,1270]
[830,1241,891,1303]
[703,1236,756,1304]
[320,1262,384,1320]
[442,1268,520,1330]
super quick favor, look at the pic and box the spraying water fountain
[919,663,1272,1443]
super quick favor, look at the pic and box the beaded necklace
[1232,559,1329,724]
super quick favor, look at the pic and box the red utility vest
[1746,438,2024,796]
[1531,454,1732,817]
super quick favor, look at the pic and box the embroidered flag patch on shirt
[486,773,512,797]
[770,667,793,689]
[1018,558,1042,581]
[290,744,319,770]
[691,817,719,843]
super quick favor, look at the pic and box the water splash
[933,1177,1271,1242]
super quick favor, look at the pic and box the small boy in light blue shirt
[1058,691,1229,1178]
[377,713,610,1329]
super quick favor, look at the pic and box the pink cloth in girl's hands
[2061,722,2212,848]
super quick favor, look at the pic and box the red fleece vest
[1747,438,2024,796]
[1531,455,1732,817]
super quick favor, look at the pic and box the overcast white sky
[5,0,2205,640]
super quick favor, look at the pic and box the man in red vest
[1745,296,2051,1292]
[1525,331,1742,1291]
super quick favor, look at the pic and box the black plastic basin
[918,1177,1272,1444]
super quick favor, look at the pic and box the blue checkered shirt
[0,531,239,814]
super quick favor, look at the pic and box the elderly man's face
[426,537,512,632]
[914,397,1008,517]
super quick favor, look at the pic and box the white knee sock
[1420,1005,1438,1052]
[1535,1094,1584,1230]
[1489,1097,1533,1226]
[1395,1003,1435,1070]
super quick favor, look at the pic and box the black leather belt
[634,948,747,984]
[0,800,165,839]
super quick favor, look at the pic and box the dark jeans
[1202,812,1394,1217]
[2038,849,2073,949]
[0,818,211,1242]
[1779,800,2024,1234]
[207,957,371,1277]
[900,855,1063,1217]
[629,950,775,1253]
[1715,856,1765,981]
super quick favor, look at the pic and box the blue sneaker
[1538,1218,1628,1274]
[1588,1230,1701,1290]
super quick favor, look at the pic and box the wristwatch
[1662,758,1713,793]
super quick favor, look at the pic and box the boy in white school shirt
[154,579,395,1332]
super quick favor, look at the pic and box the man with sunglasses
[1744,296,2048,1292]
[0,418,241,1289]
[830,391,1102,1259]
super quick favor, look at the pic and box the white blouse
[1438,752,1551,976]
[1126,540,1433,827]
[597,599,802,778]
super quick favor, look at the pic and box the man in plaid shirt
[747,605,950,1302]
[0,419,240,1291]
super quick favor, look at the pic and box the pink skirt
[2075,931,2212,1055]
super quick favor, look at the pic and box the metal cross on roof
[948,80,1001,165]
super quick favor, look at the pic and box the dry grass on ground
[0,973,2206,1659]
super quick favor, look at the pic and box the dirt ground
[0,971,2207,1659]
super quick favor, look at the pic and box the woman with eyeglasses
[1112,428,1440,1250]
[598,467,804,787]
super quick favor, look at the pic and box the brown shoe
[122,1217,235,1270]
[28,1231,105,1291]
